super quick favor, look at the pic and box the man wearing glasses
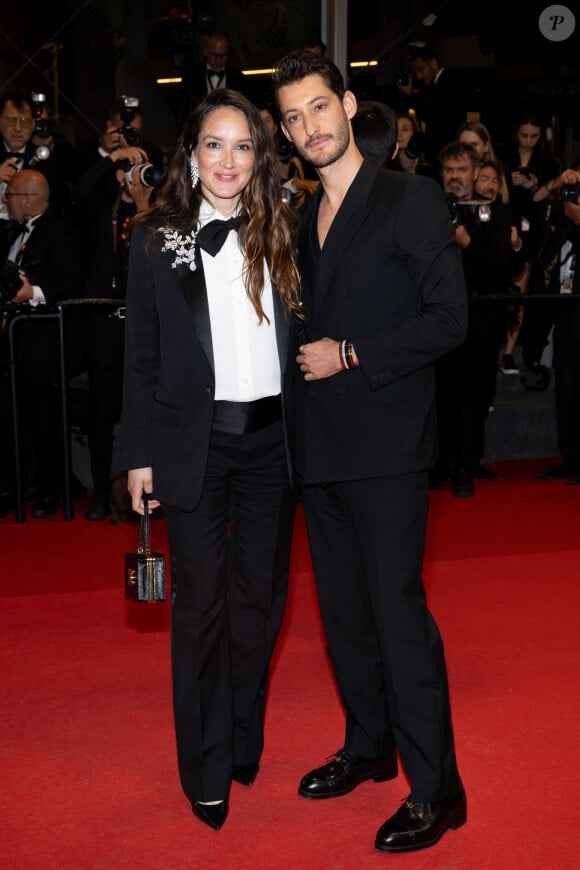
[0,91,35,219]
[0,91,72,219]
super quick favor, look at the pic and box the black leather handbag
[125,495,166,602]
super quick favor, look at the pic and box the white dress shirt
[199,200,281,402]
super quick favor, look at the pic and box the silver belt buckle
[112,306,126,319]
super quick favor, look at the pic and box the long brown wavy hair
[136,89,302,322]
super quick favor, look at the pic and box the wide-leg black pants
[163,419,295,803]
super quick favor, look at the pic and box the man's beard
[298,113,350,169]
[445,180,471,200]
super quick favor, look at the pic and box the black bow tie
[5,218,27,240]
[4,151,25,161]
[196,217,240,256]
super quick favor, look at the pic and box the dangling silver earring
[189,159,199,189]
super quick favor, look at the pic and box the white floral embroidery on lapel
[160,227,199,271]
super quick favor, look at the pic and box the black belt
[212,395,282,434]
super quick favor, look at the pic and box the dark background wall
[1,1,579,160]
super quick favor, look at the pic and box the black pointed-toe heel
[192,800,229,831]
[232,762,260,787]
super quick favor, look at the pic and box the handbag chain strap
[138,494,152,553]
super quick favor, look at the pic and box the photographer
[434,141,512,496]
[535,168,580,483]
[73,98,164,521]
[0,90,74,219]
[0,169,82,517]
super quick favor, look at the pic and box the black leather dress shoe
[298,749,397,799]
[451,468,474,498]
[375,787,467,853]
[85,491,109,521]
[32,494,59,518]
[192,800,228,831]
[232,762,259,787]
[472,463,498,480]
[541,461,579,480]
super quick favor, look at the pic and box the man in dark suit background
[0,169,81,516]
[397,46,465,167]
[178,31,248,128]
[273,51,467,854]
[0,90,73,219]
[72,98,162,521]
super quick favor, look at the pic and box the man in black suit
[273,51,467,854]
[397,47,465,167]
[0,169,81,516]
[0,90,73,219]
[73,99,162,521]
[179,31,248,127]
[435,143,513,497]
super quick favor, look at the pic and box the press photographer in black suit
[0,169,81,517]
[537,168,580,483]
[435,143,513,496]
[73,99,163,521]
[0,90,73,219]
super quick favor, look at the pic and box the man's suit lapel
[307,161,376,325]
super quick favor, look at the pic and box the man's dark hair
[0,89,33,115]
[272,50,345,113]
[409,45,439,63]
[478,158,503,176]
[352,101,397,167]
[439,140,479,168]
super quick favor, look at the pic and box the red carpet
[2,458,580,868]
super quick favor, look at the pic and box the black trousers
[302,471,461,802]
[163,419,295,803]
[85,314,125,492]
[435,312,504,474]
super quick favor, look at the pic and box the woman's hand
[127,467,161,515]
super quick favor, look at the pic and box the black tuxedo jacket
[0,209,81,304]
[120,221,295,510]
[296,160,468,484]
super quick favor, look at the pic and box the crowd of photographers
[1,39,579,517]
[0,89,164,519]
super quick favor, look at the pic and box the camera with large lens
[562,182,580,203]
[405,132,425,160]
[118,96,142,147]
[125,162,164,188]
[0,259,24,302]
[31,92,52,139]
[445,195,492,228]
[396,70,412,87]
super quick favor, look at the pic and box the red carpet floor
[2,458,580,868]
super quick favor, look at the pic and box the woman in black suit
[120,89,302,830]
